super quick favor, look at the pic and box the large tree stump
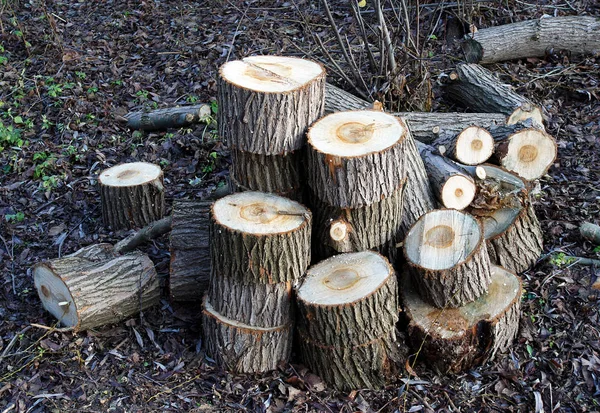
[169,200,211,302]
[202,298,292,373]
[404,209,492,308]
[443,63,544,126]
[416,142,476,211]
[99,162,165,230]
[218,55,325,155]
[296,251,399,347]
[432,126,494,165]
[402,264,522,374]
[310,183,404,262]
[210,191,311,284]
[33,244,160,332]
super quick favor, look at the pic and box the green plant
[550,252,575,267]
[41,115,54,130]
[210,100,218,115]
[187,95,199,104]
[5,211,25,222]
[75,71,87,80]
[593,245,600,253]
[135,89,149,102]
[42,175,60,190]
[0,121,24,150]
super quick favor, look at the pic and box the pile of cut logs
[36,15,597,388]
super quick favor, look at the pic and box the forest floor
[0,0,599,412]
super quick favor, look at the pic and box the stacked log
[295,251,406,390]
[306,110,435,262]
[202,191,311,373]
[218,56,326,200]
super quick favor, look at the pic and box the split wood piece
[229,149,302,200]
[218,55,325,155]
[433,126,494,165]
[169,200,211,302]
[297,328,405,391]
[202,298,292,373]
[402,264,522,374]
[416,142,476,211]
[296,251,399,347]
[443,63,544,126]
[33,244,160,332]
[324,83,507,143]
[463,16,600,64]
[469,165,543,273]
[99,162,165,230]
[208,275,292,328]
[121,104,212,131]
[309,183,404,262]
[211,191,311,284]
[404,209,491,308]
[488,119,557,181]
[581,222,600,245]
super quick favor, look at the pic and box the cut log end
[501,129,556,180]
[34,264,79,328]
[329,219,351,242]
[99,162,162,187]
[441,175,477,210]
[220,55,324,93]
[507,104,544,126]
[455,126,494,165]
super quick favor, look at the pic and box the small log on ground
[433,126,494,165]
[210,191,311,284]
[324,83,507,143]
[416,142,476,211]
[218,55,325,155]
[99,162,165,230]
[402,264,522,374]
[208,275,292,328]
[310,182,404,262]
[469,165,543,273]
[296,251,399,347]
[581,222,600,245]
[229,149,303,201]
[442,63,544,126]
[488,119,557,181]
[169,200,211,302]
[404,209,491,308]
[202,298,292,373]
[463,16,600,64]
[121,104,212,131]
[33,244,160,332]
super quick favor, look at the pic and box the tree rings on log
[169,200,211,302]
[202,297,292,373]
[402,264,522,374]
[404,209,491,308]
[210,191,311,284]
[33,245,160,332]
[218,55,325,155]
[434,126,494,165]
[98,162,165,230]
[309,182,404,262]
[296,251,399,347]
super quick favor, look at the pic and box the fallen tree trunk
[33,244,160,332]
[580,222,600,245]
[442,63,544,126]
[120,104,212,131]
[463,16,600,64]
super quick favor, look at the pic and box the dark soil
[1,1,599,412]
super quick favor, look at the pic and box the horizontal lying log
[463,16,600,64]
[442,63,544,126]
[581,222,600,245]
[433,126,494,165]
[120,104,212,131]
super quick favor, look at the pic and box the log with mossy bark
[404,209,492,308]
[120,104,212,131]
[218,55,325,155]
[463,16,600,64]
[442,63,544,126]
[401,264,522,374]
[33,244,160,332]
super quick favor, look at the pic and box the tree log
[295,251,399,347]
[202,298,292,373]
[401,264,522,374]
[169,200,212,302]
[404,209,492,308]
[99,162,165,230]
[210,191,311,284]
[442,63,544,126]
[416,142,476,211]
[432,126,494,165]
[309,182,404,263]
[121,104,212,131]
[218,56,325,155]
[581,222,600,245]
[33,244,160,332]
[208,275,292,328]
[463,16,600,64]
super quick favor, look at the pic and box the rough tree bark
[121,104,212,131]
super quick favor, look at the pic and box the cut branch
[120,104,212,131]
